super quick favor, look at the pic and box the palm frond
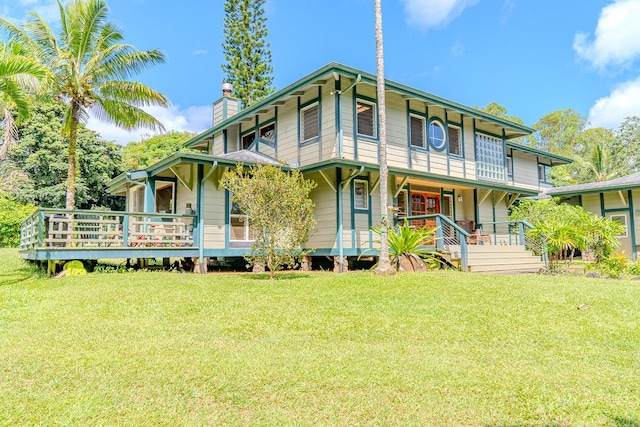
[98,80,168,107]
[94,98,165,132]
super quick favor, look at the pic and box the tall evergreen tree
[222,0,274,107]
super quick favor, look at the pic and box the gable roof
[543,172,640,197]
[184,62,536,149]
[217,150,283,166]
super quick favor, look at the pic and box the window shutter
[410,116,425,147]
[357,101,376,137]
[302,104,319,141]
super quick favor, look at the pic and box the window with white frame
[410,115,425,148]
[259,122,275,144]
[354,180,369,210]
[507,154,513,177]
[356,99,377,138]
[396,189,408,217]
[230,201,254,241]
[428,119,446,151]
[609,214,628,237]
[300,102,319,142]
[155,181,175,213]
[448,126,462,156]
[476,134,505,181]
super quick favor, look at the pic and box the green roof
[184,62,536,149]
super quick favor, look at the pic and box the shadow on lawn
[248,273,311,281]
[486,416,640,427]
[0,273,31,286]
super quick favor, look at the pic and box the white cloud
[574,0,640,69]
[588,76,640,128]
[85,104,213,145]
[450,40,465,57]
[192,49,207,56]
[400,0,478,29]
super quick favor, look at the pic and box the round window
[428,120,446,151]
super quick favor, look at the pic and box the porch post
[145,178,156,214]
[435,215,443,251]
[518,222,526,247]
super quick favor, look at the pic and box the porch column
[145,178,156,214]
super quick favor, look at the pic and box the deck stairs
[445,244,546,274]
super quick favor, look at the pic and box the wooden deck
[20,209,198,261]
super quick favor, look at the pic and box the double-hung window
[230,201,253,241]
[538,163,552,184]
[356,99,377,138]
[300,102,319,143]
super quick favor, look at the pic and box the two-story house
[105,63,569,272]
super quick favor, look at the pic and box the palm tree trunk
[66,102,80,210]
[374,0,393,275]
[0,108,17,161]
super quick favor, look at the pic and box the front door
[606,212,633,256]
[410,192,440,228]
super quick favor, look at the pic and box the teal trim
[317,86,323,160]
[184,62,535,150]
[224,190,230,250]
[335,77,343,157]
[350,180,355,248]
[472,119,478,170]
[354,92,380,155]
[600,192,605,216]
[474,189,479,225]
[274,106,279,158]
[145,178,156,213]
[22,247,199,261]
[506,142,572,165]
[629,190,637,260]
[502,129,508,185]
[406,100,413,167]
[223,129,227,154]
[336,168,344,268]
[194,164,203,247]
[297,96,301,165]
[578,194,583,207]
[445,112,451,175]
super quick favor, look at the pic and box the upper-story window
[300,101,319,143]
[476,133,505,181]
[507,153,513,178]
[354,180,369,210]
[538,163,552,184]
[259,122,275,144]
[428,119,446,151]
[448,126,462,156]
[356,99,377,138]
[241,131,256,150]
[410,115,425,148]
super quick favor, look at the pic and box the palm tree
[0,41,45,160]
[374,0,393,275]
[0,0,168,209]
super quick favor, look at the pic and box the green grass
[1,248,639,426]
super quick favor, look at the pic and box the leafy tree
[613,116,640,172]
[0,41,45,160]
[222,164,316,279]
[473,102,525,125]
[122,131,194,170]
[0,191,36,247]
[222,0,274,107]
[530,109,587,156]
[0,0,168,209]
[7,99,124,210]
[373,0,393,275]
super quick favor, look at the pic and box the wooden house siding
[275,98,297,164]
[512,150,539,190]
[305,172,338,249]
[202,171,226,248]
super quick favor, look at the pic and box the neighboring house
[543,172,640,260]
[21,62,570,273]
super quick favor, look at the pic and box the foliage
[594,252,629,279]
[0,191,36,247]
[370,220,441,270]
[222,0,275,107]
[7,99,124,210]
[222,164,316,279]
[2,247,640,425]
[529,108,587,156]
[510,198,623,269]
[122,131,194,170]
[627,259,640,276]
[473,102,525,125]
[0,40,46,160]
[0,0,168,209]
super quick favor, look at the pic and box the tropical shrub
[594,252,629,279]
[369,220,441,270]
[627,260,640,276]
[510,198,623,269]
[0,191,36,247]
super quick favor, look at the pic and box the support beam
[170,166,193,191]
[478,189,492,205]
[369,175,380,195]
[618,190,628,207]
[494,192,508,207]
[507,193,521,208]
[394,176,410,198]
[318,170,336,192]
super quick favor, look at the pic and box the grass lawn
[1,249,639,426]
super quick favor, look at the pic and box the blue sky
[2,0,640,144]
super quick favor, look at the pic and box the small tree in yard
[222,164,316,279]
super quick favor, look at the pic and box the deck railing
[20,209,196,250]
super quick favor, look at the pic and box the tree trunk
[0,108,17,161]
[373,0,394,276]
[66,102,80,210]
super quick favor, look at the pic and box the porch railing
[398,214,470,271]
[20,209,196,250]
